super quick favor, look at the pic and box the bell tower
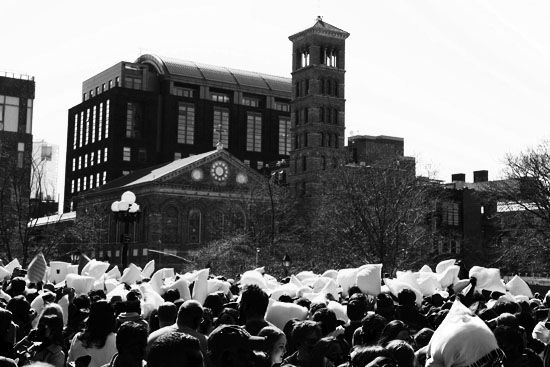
[288,17,350,197]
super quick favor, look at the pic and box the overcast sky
[3,0,550,195]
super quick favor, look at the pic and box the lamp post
[255,248,260,268]
[282,253,291,277]
[70,251,80,265]
[111,191,140,269]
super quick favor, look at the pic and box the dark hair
[378,320,408,347]
[258,326,285,355]
[204,294,224,318]
[312,308,338,336]
[278,295,294,303]
[78,300,115,348]
[313,336,349,366]
[157,302,177,325]
[291,320,321,348]
[413,328,433,350]
[38,313,64,346]
[347,298,368,321]
[239,284,268,319]
[295,297,312,310]
[385,340,414,367]
[348,286,362,298]
[214,307,240,328]
[147,331,203,367]
[351,345,391,367]
[360,314,388,346]
[163,289,180,303]
[88,289,106,303]
[397,289,416,306]
[310,302,327,316]
[116,321,148,354]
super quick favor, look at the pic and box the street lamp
[70,251,80,265]
[111,191,140,269]
[255,248,260,268]
[282,253,291,277]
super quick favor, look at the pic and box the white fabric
[270,283,300,300]
[106,283,129,302]
[426,301,499,367]
[416,272,440,297]
[163,278,191,301]
[141,260,155,279]
[67,265,79,275]
[383,278,422,305]
[436,265,460,289]
[453,279,470,294]
[327,300,349,323]
[265,300,308,330]
[66,274,95,295]
[192,268,209,304]
[506,275,533,298]
[48,261,70,283]
[240,270,267,289]
[296,271,316,281]
[207,278,230,295]
[58,294,69,326]
[0,266,10,280]
[4,259,21,274]
[68,332,117,367]
[83,260,110,280]
[356,264,382,296]
[337,268,359,296]
[322,269,338,280]
[469,266,506,293]
[120,263,142,285]
[419,264,433,273]
[139,282,164,318]
[435,259,456,274]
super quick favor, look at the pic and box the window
[89,174,94,188]
[83,176,87,190]
[26,99,32,134]
[257,161,263,169]
[173,85,194,98]
[98,103,103,141]
[244,159,250,166]
[72,158,76,171]
[85,108,90,145]
[177,103,195,144]
[242,96,259,107]
[123,147,131,161]
[105,100,110,138]
[92,106,96,143]
[115,77,120,86]
[246,112,262,152]
[124,76,142,90]
[95,87,99,96]
[96,173,100,187]
[212,108,229,148]
[174,152,182,160]
[0,95,20,132]
[90,152,95,166]
[97,149,101,164]
[122,170,130,176]
[278,117,291,155]
[138,148,147,162]
[79,112,84,147]
[126,102,142,138]
[321,156,326,170]
[71,180,75,193]
[274,100,290,112]
[104,147,108,162]
[78,156,82,170]
[102,171,106,184]
[17,142,24,168]
[442,202,460,226]
[162,206,179,243]
[302,156,307,171]
[102,83,106,92]
[108,80,113,89]
[73,114,78,149]
[188,208,202,243]
[84,154,88,168]
[211,92,230,103]
[303,132,308,147]
[322,47,338,67]
[77,178,80,192]
[298,48,310,68]
[89,90,94,98]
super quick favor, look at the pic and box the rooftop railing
[0,70,35,81]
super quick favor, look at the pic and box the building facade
[64,56,292,211]
[0,73,35,257]
[287,18,349,197]
[348,135,416,174]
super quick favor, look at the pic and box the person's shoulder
[148,324,177,342]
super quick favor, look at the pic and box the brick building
[348,135,416,174]
[64,56,292,212]
[287,18,349,197]
[0,73,34,258]
[74,147,265,267]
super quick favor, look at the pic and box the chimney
[452,173,466,182]
[473,170,488,183]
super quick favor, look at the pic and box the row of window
[295,155,337,173]
[294,132,340,149]
[177,102,291,155]
[0,95,32,134]
[442,202,460,226]
[295,78,339,98]
[295,47,340,69]
[73,100,109,150]
[83,78,120,101]
[122,147,147,162]
[71,171,107,193]
[72,148,108,172]
[295,107,340,125]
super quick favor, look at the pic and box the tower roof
[289,17,350,41]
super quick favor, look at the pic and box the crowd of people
[0,257,549,367]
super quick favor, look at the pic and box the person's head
[376,293,395,319]
[494,325,524,359]
[7,277,26,297]
[495,312,519,329]
[162,289,180,303]
[36,313,63,346]
[397,289,416,307]
[204,294,224,318]
[313,336,347,366]
[413,328,433,350]
[310,302,327,316]
[347,297,368,322]
[148,331,203,367]
[359,313,388,346]
[385,340,415,367]
[116,321,148,364]
[350,345,391,367]
[177,300,204,331]
[294,297,311,310]
[6,295,33,326]
[157,302,177,328]
[215,307,240,327]
[312,308,338,336]
[0,308,13,336]
[348,286,362,298]
[207,325,259,367]
[258,326,286,366]
[291,320,322,357]
[79,299,115,348]
[239,284,268,321]
[378,320,410,346]
[39,303,64,321]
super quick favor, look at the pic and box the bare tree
[313,160,438,274]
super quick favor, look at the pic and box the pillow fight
[0,254,547,367]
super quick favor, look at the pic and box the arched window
[188,208,202,243]
[211,210,224,240]
[162,206,179,244]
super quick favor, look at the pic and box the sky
[3,0,550,199]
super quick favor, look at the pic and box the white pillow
[356,264,382,296]
[384,278,422,305]
[207,278,230,295]
[322,269,338,280]
[66,274,95,295]
[327,300,349,323]
[192,268,209,304]
[416,272,440,297]
[469,267,506,294]
[240,270,267,289]
[120,263,142,285]
[270,283,300,300]
[106,266,121,280]
[84,260,110,280]
[435,259,456,274]
[163,278,192,301]
[4,259,21,275]
[419,265,434,273]
[436,265,460,289]
[0,266,10,281]
[265,300,308,330]
[506,275,533,298]
[296,271,316,281]
[141,260,155,279]
[48,261,70,284]
[337,268,359,296]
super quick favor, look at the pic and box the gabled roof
[136,54,291,94]
[289,17,350,41]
